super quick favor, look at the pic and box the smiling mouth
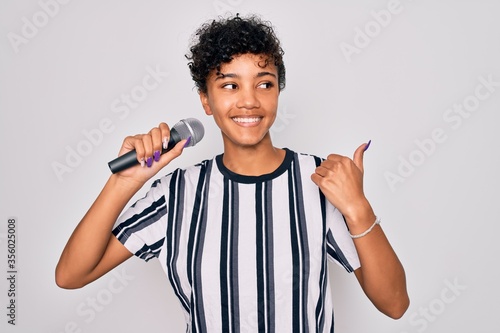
[232,117,262,124]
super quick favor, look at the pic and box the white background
[1,0,499,332]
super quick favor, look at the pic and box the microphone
[108,118,205,173]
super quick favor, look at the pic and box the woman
[56,14,409,332]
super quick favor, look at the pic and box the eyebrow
[214,71,277,81]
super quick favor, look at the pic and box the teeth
[233,117,261,123]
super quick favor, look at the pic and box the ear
[199,92,212,115]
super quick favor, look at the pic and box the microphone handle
[108,128,182,173]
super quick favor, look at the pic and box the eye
[222,83,237,90]
[258,82,274,89]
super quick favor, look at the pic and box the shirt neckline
[215,148,293,184]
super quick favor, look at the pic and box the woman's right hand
[56,121,189,289]
[114,122,189,186]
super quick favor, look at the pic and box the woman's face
[199,53,280,150]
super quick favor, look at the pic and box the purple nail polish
[183,136,192,148]
[146,157,153,167]
[364,140,372,152]
[154,150,161,162]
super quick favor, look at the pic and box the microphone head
[172,118,205,147]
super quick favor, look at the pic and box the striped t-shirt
[113,148,360,332]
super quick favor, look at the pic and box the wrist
[349,216,381,239]
[342,198,375,226]
[108,173,145,194]
[342,199,376,234]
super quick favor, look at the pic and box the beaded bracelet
[349,216,381,239]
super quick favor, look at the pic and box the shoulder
[125,156,217,210]
[153,156,217,185]
[181,156,217,177]
[285,148,325,168]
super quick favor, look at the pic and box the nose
[236,86,260,109]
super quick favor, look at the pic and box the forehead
[216,53,277,75]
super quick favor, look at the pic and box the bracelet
[349,216,381,239]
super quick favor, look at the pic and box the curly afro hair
[186,14,286,94]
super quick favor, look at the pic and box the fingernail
[364,140,372,152]
[162,137,169,150]
[183,136,192,148]
[154,150,161,162]
[146,157,153,167]
[140,158,145,167]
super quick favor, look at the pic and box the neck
[222,136,285,176]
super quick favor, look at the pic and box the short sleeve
[112,177,170,262]
[325,204,361,272]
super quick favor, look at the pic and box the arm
[311,142,409,319]
[348,204,409,319]
[55,123,187,289]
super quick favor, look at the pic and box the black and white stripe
[165,169,190,313]
[113,149,360,332]
[112,179,167,261]
[187,160,212,333]
[288,153,311,332]
[255,180,276,332]
[220,178,240,332]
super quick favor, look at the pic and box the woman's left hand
[311,142,371,222]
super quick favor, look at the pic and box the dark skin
[312,147,409,318]
[56,53,409,319]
